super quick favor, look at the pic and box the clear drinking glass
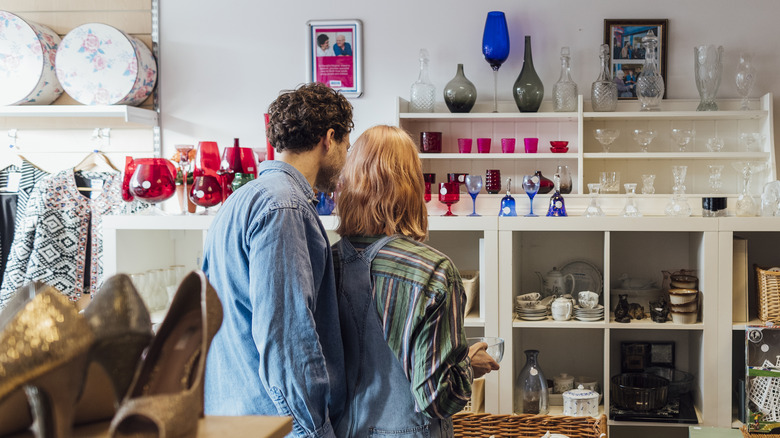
[735,52,757,111]
[632,129,657,153]
[594,128,619,152]
[464,175,483,217]
[641,174,656,194]
[671,129,694,152]
[600,171,620,194]
[708,165,724,193]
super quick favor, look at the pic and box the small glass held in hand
[464,175,483,217]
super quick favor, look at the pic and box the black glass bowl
[611,373,669,411]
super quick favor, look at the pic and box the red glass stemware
[189,175,222,215]
[438,182,460,216]
[129,158,176,215]
[194,141,221,177]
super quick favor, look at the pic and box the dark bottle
[535,170,554,194]
[443,64,477,113]
[513,36,544,112]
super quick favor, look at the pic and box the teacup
[578,291,599,309]
[518,292,541,302]
[520,300,542,309]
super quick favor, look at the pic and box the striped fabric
[343,236,473,418]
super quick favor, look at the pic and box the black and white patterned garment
[0,169,147,307]
[0,160,49,229]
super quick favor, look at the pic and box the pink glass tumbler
[524,137,539,153]
[477,138,492,153]
[458,138,473,153]
[501,138,516,153]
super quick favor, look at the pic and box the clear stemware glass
[706,137,724,152]
[594,128,619,152]
[521,174,539,217]
[735,52,757,111]
[465,175,483,217]
[641,174,656,194]
[621,183,642,217]
[482,11,510,113]
[739,132,763,152]
[439,182,460,216]
[632,129,657,153]
[175,144,194,214]
[708,164,724,193]
[584,183,604,217]
[671,129,694,152]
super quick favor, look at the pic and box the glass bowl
[467,337,504,363]
[611,373,669,411]
[644,367,694,397]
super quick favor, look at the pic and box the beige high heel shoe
[110,270,223,438]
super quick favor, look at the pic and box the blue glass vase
[482,11,510,113]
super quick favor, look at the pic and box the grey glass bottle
[443,64,477,113]
[513,36,544,113]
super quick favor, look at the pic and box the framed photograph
[604,19,668,100]
[306,19,363,98]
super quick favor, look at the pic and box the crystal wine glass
[438,182,460,216]
[632,129,657,153]
[671,129,694,152]
[583,183,604,217]
[521,174,539,217]
[706,137,724,152]
[175,144,194,215]
[129,158,176,216]
[482,11,510,113]
[739,132,763,152]
[735,52,756,111]
[189,175,223,215]
[464,175,483,217]
[593,128,619,152]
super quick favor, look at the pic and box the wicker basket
[756,265,780,323]
[452,413,607,438]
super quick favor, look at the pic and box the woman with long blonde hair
[333,125,498,438]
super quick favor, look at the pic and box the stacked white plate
[574,304,604,321]
[516,304,548,321]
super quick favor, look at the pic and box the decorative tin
[56,23,156,106]
[0,11,63,105]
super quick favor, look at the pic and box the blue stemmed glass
[522,174,539,217]
[482,11,510,113]
[465,175,483,217]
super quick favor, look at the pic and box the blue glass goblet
[522,174,539,217]
[482,11,510,113]
[464,175,483,217]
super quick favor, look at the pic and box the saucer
[550,147,569,153]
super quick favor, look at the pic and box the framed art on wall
[604,19,668,100]
[306,19,363,98]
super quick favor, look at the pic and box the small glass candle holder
[584,183,604,217]
[621,183,642,217]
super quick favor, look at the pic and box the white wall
[159,0,780,158]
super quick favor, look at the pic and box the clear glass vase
[637,31,664,111]
[514,350,548,414]
[410,49,435,113]
[513,36,544,112]
[694,45,724,111]
[591,44,617,112]
[553,46,577,112]
[443,63,477,113]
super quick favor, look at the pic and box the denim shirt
[203,160,345,438]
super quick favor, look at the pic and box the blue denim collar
[258,160,316,202]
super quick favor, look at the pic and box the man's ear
[322,128,336,152]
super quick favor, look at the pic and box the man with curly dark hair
[203,82,353,438]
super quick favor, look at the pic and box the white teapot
[536,267,575,297]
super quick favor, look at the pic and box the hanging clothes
[0,169,146,308]
[0,192,16,281]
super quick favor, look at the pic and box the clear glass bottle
[553,46,578,112]
[591,44,617,112]
[514,350,548,414]
[621,183,642,217]
[636,31,664,111]
[499,178,517,216]
[410,49,435,113]
[546,173,567,217]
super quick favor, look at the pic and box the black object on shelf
[610,393,698,424]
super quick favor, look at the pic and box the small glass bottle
[410,49,435,113]
[546,173,567,217]
[553,46,578,112]
[514,349,548,414]
[591,44,617,112]
[499,178,517,217]
[621,183,642,217]
[636,31,664,111]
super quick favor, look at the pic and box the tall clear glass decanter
[591,44,617,112]
[514,350,548,414]
[553,46,577,112]
[636,31,664,111]
[410,49,435,113]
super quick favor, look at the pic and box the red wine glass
[129,158,176,215]
[189,175,222,215]
[438,182,460,216]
